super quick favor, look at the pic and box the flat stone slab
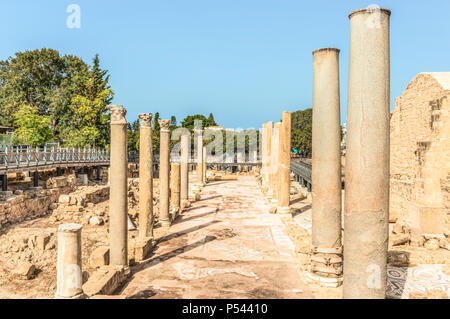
[83,265,129,297]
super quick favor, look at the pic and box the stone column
[180,134,190,207]
[138,113,153,240]
[277,112,291,214]
[310,48,343,286]
[266,122,273,198]
[344,7,391,299]
[260,124,267,188]
[195,129,204,187]
[202,146,207,183]
[270,122,281,204]
[170,162,181,218]
[108,105,128,266]
[55,223,84,299]
[159,119,171,227]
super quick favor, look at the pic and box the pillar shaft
[311,48,343,282]
[202,146,207,183]
[261,124,267,187]
[196,131,204,186]
[159,120,171,226]
[277,112,291,213]
[180,135,190,202]
[266,122,273,197]
[270,123,281,204]
[108,105,128,266]
[55,223,83,299]
[170,163,181,211]
[344,7,391,299]
[138,113,153,240]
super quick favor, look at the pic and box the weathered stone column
[180,134,190,208]
[310,48,343,286]
[202,146,207,183]
[266,122,273,198]
[270,122,281,204]
[55,223,84,299]
[108,105,128,266]
[159,119,171,226]
[138,113,154,240]
[277,112,291,214]
[344,7,391,299]
[261,124,267,187]
[170,163,181,219]
[196,130,204,187]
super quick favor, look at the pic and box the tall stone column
[261,124,267,188]
[196,129,204,187]
[310,48,343,286]
[344,7,391,299]
[180,134,190,207]
[270,122,281,204]
[55,223,84,299]
[170,162,181,217]
[202,146,207,183]
[277,112,291,214]
[108,105,128,266]
[266,122,273,198]
[159,119,171,227]
[138,113,154,240]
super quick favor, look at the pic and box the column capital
[138,113,153,127]
[159,119,170,132]
[108,105,127,125]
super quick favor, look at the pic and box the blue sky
[1,0,449,129]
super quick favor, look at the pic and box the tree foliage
[12,104,52,147]
[291,108,312,157]
[0,49,113,147]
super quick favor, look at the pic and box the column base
[305,272,343,288]
[54,292,86,299]
[277,206,291,214]
[159,220,171,227]
[133,237,153,262]
[309,245,343,288]
[181,200,191,209]
[189,193,200,201]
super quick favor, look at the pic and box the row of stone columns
[260,113,291,215]
[55,106,195,298]
[309,7,391,298]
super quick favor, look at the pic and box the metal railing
[0,145,110,173]
[291,159,312,183]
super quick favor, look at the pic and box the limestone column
[159,119,171,226]
[277,112,291,214]
[266,122,273,198]
[180,134,190,207]
[55,223,83,299]
[310,48,343,285]
[108,105,128,266]
[270,123,281,204]
[195,129,204,187]
[138,113,154,240]
[344,7,391,299]
[170,162,181,217]
[202,146,207,183]
[261,124,267,186]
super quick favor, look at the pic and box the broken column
[344,7,391,299]
[310,48,343,286]
[170,162,181,219]
[136,113,153,260]
[277,112,291,214]
[159,119,171,227]
[55,223,84,299]
[108,105,128,266]
[180,134,190,208]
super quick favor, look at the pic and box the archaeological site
[0,3,449,305]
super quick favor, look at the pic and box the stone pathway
[119,176,313,299]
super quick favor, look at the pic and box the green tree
[12,104,52,147]
[181,114,216,130]
[291,108,312,157]
[127,119,140,152]
[206,113,217,127]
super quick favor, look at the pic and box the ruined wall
[390,72,450,234]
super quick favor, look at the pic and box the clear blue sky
[1,0,449,129]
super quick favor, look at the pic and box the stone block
[406,204,445,235]
[82,265,129,297]
[90,246,110,268]
[14,261,36,280]
[133,238,153,262]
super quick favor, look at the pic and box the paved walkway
[120,176,313,299]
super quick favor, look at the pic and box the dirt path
[119,176,313,299]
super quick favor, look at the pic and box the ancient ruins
[0,6,449,300]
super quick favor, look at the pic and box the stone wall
[390,72,450,235]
